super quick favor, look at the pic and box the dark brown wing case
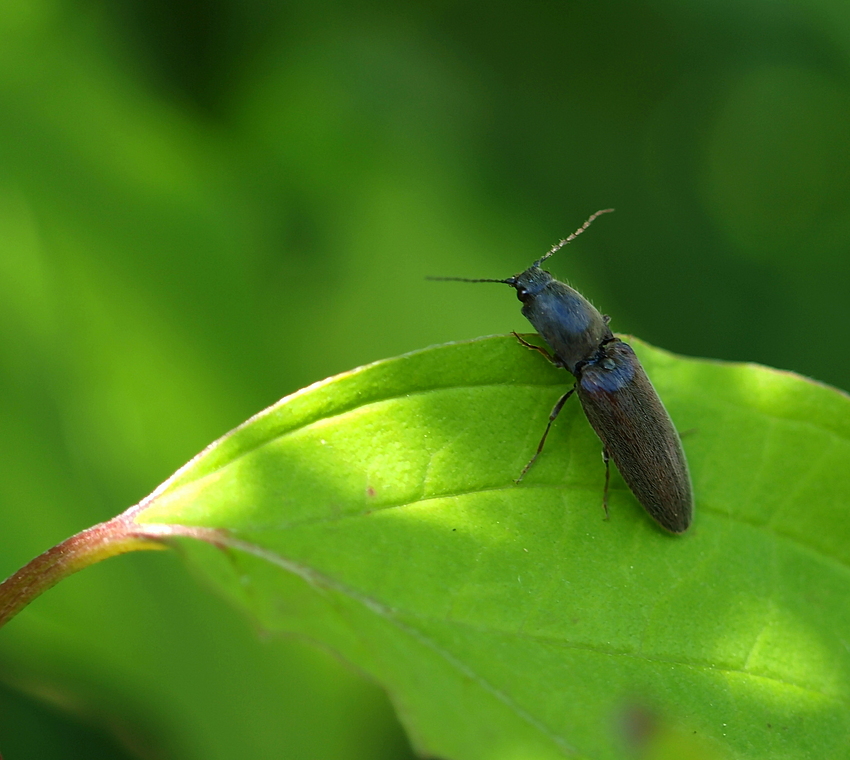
[577,341,693,533]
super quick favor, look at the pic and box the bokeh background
[2,1,850,757]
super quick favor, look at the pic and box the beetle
[431,209,693,533]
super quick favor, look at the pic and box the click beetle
[431,209,693,534]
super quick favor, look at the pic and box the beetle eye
[515,288,529,302]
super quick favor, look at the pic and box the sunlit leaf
[124,335,850,760]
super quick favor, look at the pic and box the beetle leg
[512,331,557,364]
[515,386,576,483]
[602,447,611,521]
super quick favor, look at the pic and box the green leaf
[19,335,850,758]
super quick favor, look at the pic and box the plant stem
[0,514,168,629]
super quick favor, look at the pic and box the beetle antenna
[533,208,614,268]
[426,276,511,284]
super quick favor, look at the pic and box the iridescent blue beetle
[432,210,693,534]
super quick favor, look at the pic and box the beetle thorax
[510,266,612,375]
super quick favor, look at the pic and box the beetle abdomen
[577,341,693,533]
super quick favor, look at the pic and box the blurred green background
[2,0,850,757]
